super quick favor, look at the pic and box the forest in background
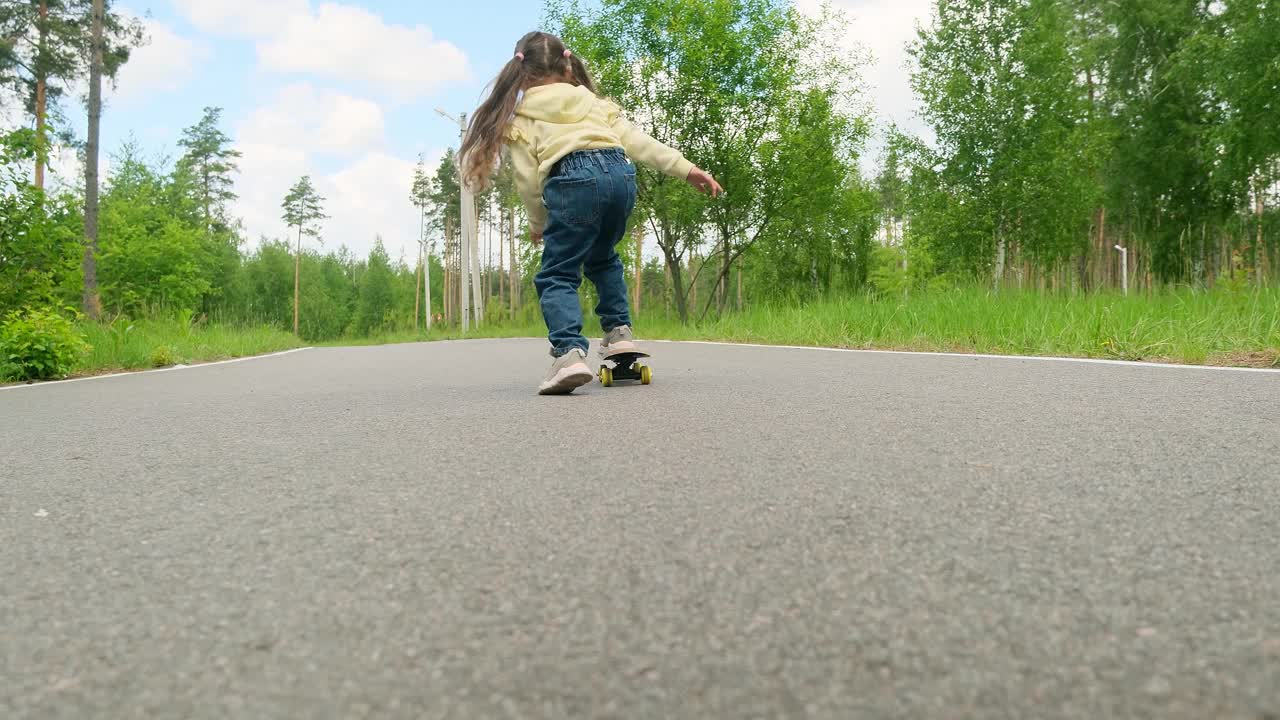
[1,0,1277,379]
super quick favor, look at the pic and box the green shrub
[869,245,909,297]
[0,308,89,381]
[148,345,179,368]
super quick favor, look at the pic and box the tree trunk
[34,1,48,190]
[1257,176,1267,286]
[669,252,689,324]
[415,247,422,332]
[737,261,743,311]
[717,234,729,313]
[293,224,302,336]
[81,0,104,320]
[509,208,518,315]
[498,210,506,313]
[633,224,643,315]
[664,260,672,321]
[203,175,212,238]
[992,230,1006,292]
[444,216,454,325]
[689,252,698,312]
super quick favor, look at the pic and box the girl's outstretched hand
[686,167,724,198]
[529,229,543,246]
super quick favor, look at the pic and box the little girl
[460,31,722,395]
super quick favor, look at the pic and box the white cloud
[239,83,386,157]
[257,3,469,100]
[111,17,209,103]
[171,0,309,37]
[232,86,434,261]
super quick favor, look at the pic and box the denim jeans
[535,148,637,357]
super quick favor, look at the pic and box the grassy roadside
[72,319,304,376]
[33,286,1280,381]
[348,287,1279,368]
[631,287,1280,367]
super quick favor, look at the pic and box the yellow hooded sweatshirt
[505,83,694,233]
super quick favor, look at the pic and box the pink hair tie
[514,51,524,61]
[563,49,572,58]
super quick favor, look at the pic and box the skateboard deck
[597,350,652,387]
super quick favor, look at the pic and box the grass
[44,286,1280,380]
[74,317,303,375]
[633,286,1280,367]
[342,287,1279,367]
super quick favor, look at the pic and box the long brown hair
[460,31,599,191]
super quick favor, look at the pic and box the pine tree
[177,107,242,239]
[0,0,143,190]
[282,176,327,336]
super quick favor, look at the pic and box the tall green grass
[63,286,1279,377]
[351,286,1277,366]
[76,317,302,373]
[633,286,1280,366]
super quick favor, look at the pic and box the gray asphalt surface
[3,338,1279,719]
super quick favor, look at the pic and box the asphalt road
[3,338,1278,719]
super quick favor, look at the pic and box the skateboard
[597,350,652,387]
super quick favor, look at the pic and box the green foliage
[0,0,144,142]
[281,175,327,243]
[549,0,876,322]
[353,238,395,336]
[0,129,82,314]
[177,107,242,236]
[869,246,908,297]
[0,307,89,381]
[98,143,214,314]
[909,0,1101,279]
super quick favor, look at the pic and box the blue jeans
[536,148,637,357]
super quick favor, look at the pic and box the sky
[15,0,934,262]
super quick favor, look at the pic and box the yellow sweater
[504,83,694,232]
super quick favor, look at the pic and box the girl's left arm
[506,124,547,236]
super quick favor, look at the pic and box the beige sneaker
[537,348,594,395]
[600,325,639,358]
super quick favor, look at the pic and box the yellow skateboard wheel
[600,367,614,387]
[640,365,652,385]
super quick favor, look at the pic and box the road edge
[0,347,315,392]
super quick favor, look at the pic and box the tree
[1180,0,1280,285]
[549,0,870,321]
[411,157,433,330]
[281,176,327,336]
[354,238,394,336]
[0,128,80,315]
[98,142,210,314]
[177,107,241,240]
[909,0,1101,285]
[0,0,143,190]
[80,0,103,319]
[427,149,461,325]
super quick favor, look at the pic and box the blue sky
[23,0,932,262]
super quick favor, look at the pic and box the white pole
[461,182,477,331]
[1115,245,1128,296]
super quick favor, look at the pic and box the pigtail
[460,31,601,190]
[566,53,599,95]
[460,55,528,191]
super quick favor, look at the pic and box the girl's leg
[583,238,631,332]
[534,230,592,356]
[535,175,599,356]
[583,158,637,333]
